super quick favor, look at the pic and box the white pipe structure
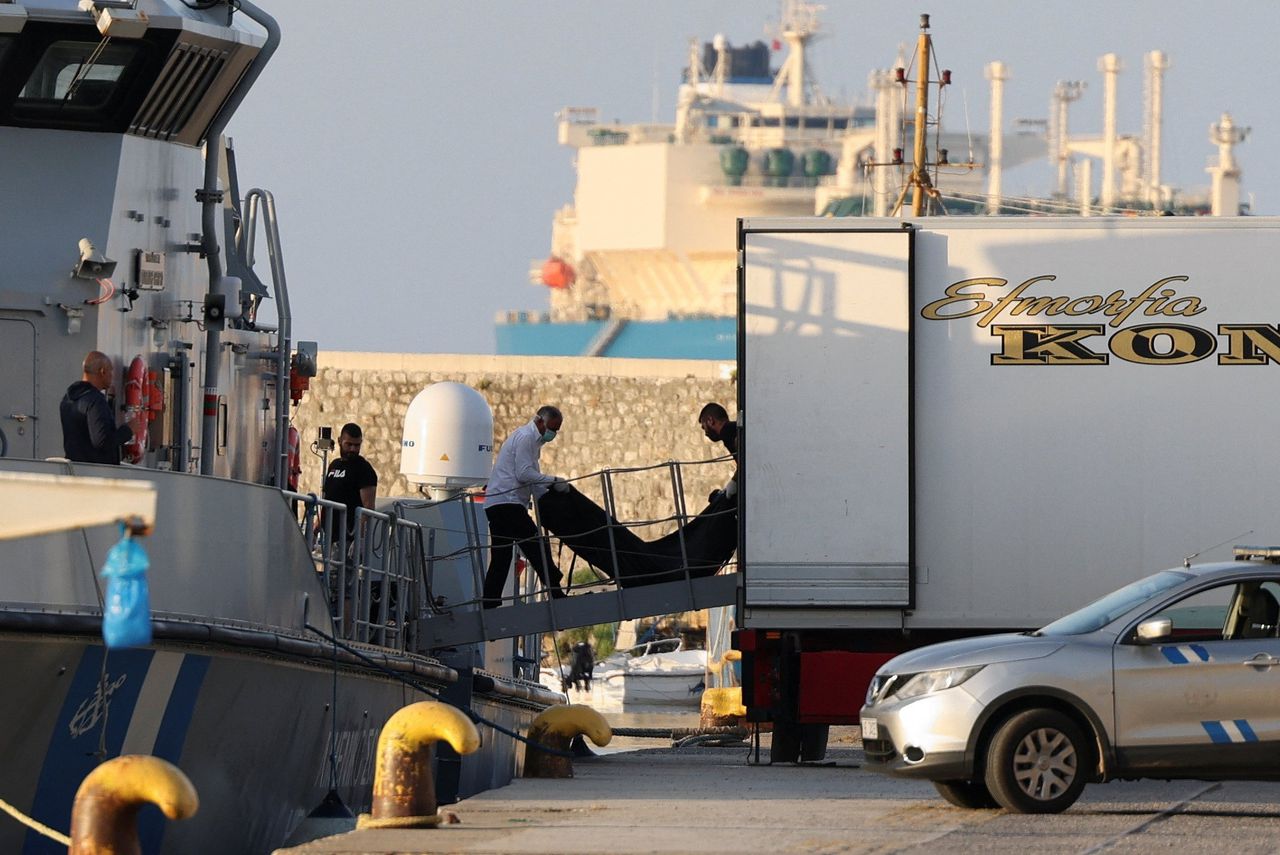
[1208,112,1249,216]
[1051,81,1086,197]
[712,33,728,97]
[1144,50,1170,207]
[985,61,1008,214]
[1098,53,1122,211]
[1079,158,1093,216]
[872,69,894,217]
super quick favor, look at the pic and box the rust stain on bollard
[358,701,480,830]
[524,704,612,779]
[70,755,198,855]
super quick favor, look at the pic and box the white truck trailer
[734,217,1280,761]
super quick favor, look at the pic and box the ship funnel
[400,383,493,498]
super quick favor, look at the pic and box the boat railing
[285,492,423,652]
[350,507,420,649]
[621,638,684,658]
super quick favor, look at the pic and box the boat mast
[888,14,946,216]
[908,15,933,216]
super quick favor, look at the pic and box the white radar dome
[400,382,494,489]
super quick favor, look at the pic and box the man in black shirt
[698,402,738,501]
[321,422,378,543]
[60,351,143,464]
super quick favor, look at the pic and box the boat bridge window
[0,24,174,133]
[18,40,141,110]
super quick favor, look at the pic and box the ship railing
[350,507,421,650]
[288,492,349,615]
[285,493,422,652]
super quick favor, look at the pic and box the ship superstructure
[0,3,558,851]
[498,5,1249,360]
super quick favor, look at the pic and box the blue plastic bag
[101,529,152,649]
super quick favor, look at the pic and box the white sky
[228,1,1280,355]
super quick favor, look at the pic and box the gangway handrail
[445,457,738,610]
[287,454,740,648]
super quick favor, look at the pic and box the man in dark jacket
[60,351,141,464]
[698,402,738,501]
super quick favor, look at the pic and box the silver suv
[859,548,1280,813]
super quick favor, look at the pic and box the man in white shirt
[482,405,571,608]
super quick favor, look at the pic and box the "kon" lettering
[989,324,1280,366]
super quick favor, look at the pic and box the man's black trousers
[483,503,561,607]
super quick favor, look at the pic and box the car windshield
[1037,570,1191,636]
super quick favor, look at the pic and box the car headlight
[887,666,984,702]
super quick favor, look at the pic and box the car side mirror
[1136,618,1172,643]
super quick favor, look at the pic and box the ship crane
[766,0,827,108]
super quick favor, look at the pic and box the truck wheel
[799,724,830,761]
[769,721,801,763]
[983,708,1089,814]
[933,779,998,809]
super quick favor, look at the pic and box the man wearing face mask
[320,422,378,545]
[482,405,570,609]
[698,402,738,502]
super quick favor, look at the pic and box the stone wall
[294,353,737,539]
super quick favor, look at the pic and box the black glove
[551,478,571,494]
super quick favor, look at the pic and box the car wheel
[983,708,1090,814]
[933,779,998,809]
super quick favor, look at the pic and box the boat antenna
[1184,530,1252,568]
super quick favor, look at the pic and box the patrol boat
[0,2,557,852]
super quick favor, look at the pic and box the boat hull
[0,633,535,854]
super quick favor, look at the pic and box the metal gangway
[286,457,739,651]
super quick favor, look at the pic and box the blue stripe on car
[1201,721,1231,744]
[1234,719,1259,742]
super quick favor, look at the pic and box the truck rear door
[739,224,913,619]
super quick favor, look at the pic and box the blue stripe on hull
[24,646,154,855]
[23,649,209,855]
[138,655,210,854]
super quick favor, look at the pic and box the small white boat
[542,639,707,710]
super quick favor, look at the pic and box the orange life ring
[122,355,146,464]
[286,425,301,490]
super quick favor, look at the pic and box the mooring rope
[0,795,71,847]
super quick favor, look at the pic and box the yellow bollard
[702,650,745,728]
[523,704,612,779]
[700,686,748,728]
[357,701,480,830]
[70,755,198,855]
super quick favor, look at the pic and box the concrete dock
[277,731,1280,854]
